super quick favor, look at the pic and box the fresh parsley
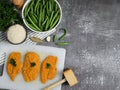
[10,58,16,67]
[46,63,51,68]
[30,62,36,67]
[0,0,22,31]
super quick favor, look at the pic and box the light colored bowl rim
[22,0,62,33]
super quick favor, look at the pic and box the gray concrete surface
[1,0,120,90]
[57,0,120,90]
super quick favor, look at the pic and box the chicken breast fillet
[7,52,22,81]
[22,52,40,82]
[41,55,58,84]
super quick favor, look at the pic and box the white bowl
[22,0,62,34]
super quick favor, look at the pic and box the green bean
[30,6,34,14]
[33,14,38,19]
[39,5,43,26]
[25,20,39,31]
[28,15,41,31]
[58,28,67,40]
[24,4,29,17]
[55,42,72,46]
[25,0,34,17]
[50,11,59,26]
[46,2,49,16]
[50,15,60,29]
[49,11,54,23]
[49,0,52,11]
[30,14,37,24]
[24,5,30,17]
[47,10,51,17]
[45,19,50,30]
[39,25,43,31]
[28,24,39,31]
[51,0,54,10]
[42,0,45,5]
[53,35,57,42]
[37,2,40,15]
[27,14,36,23]
[42,7,45,22]
[55,2,59,11]
[35,0,40,13]
[42,16,48,26]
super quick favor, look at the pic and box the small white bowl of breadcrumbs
[7,24,27,45]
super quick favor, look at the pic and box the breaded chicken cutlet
[22,52,40,82]
[41,55,58,83]
[7,52,22,81]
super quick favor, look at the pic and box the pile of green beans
[24,0,60,31]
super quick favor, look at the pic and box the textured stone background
[1,0,120,90]
[57,0,120,90]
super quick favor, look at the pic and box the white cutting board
[0,45,66,90]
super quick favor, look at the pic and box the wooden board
[0,45,66,90]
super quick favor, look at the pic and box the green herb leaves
[10,58,16,67]
[30,62,36,67]
[0,0,22,31]
[46,63,51,68]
